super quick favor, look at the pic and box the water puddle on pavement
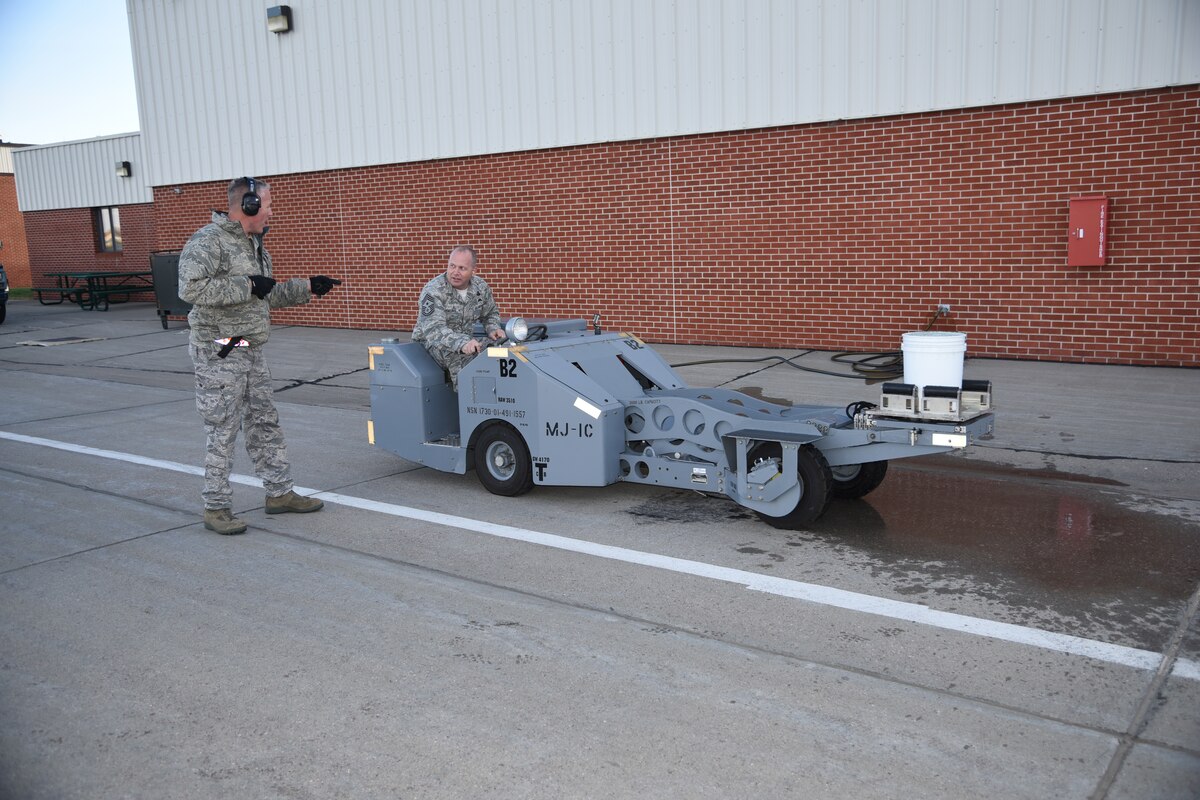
[809,463,1200,648]
[626,460,1200,649]
[826,464,1196,593]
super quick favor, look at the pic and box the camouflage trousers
[424,341,482,390]
[189,341,293,510]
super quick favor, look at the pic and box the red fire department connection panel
[1068,196,1109,267]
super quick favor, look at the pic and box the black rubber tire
[474,424,534,497]
[750,443,833,529]
[829,460,888,499]
[0,303,6,325]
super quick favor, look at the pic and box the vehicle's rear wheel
[749,442,832,529]
[829,460,888,499]
[474,424,534,497]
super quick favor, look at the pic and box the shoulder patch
[420,294,435,317]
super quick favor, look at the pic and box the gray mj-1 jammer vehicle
[368,318,994,528]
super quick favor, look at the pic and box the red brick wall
[0,174,32,288]
[148,85,1198,366]
[24,204,157,301]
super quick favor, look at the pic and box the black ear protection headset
[241,176,261,216]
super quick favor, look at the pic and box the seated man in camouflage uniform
[412,245,504,390]
[178,176,341,535]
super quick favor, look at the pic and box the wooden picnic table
[36,271,155,311]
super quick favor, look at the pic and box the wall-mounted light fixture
[267,5,293,33]
[116,161,132,178]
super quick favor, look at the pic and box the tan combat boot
[265,490,324,514]
[204,508,248,535]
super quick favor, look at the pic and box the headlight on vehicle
[504,317,529,342]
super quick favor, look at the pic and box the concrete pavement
[1,298,1197,799]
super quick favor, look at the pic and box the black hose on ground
[670,308,949,383]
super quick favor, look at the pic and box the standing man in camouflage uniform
[412,245,504,390]
[179,177,342,535]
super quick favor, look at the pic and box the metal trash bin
[150,251,191,329]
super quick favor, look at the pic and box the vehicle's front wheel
[829,461,888,499]
[751,443,832,529]
[474,424,534,497]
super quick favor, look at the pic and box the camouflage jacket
[411,273,502,353]
[178,212,311,347]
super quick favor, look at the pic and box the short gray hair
[448,245,478,267]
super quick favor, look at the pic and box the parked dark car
[0,263,9,324]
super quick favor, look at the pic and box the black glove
[248,275,276,299]
[309,275,342,296]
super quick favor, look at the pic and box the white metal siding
[13,134,153,212]
[0,146,16,175]
[128,0,1200,188]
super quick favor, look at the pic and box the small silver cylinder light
[504,317,529,342]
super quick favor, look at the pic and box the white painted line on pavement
[5,430,1199,682]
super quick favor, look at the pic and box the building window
[95,207,123,253]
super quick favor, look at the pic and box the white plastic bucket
[902,331,966,390]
